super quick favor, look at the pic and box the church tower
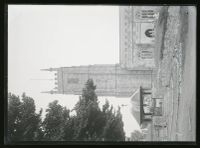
[119,6,161,70]
[41,6,160,97]
[42,64,153,97]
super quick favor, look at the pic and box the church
[42,6,160,97]
[42,6,161,134]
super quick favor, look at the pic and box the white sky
[8,5,141,138]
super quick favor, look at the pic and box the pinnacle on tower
[41,90,58,94]
[40,68,58,72]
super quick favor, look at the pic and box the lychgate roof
[130,88,141,125]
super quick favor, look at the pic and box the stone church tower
[41,64,153,97]
[42,6,160,98]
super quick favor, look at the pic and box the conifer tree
[72,79,102,140]
[70,79,125,141]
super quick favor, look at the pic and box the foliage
[101,103,125,141]
[7,93,42,142]
[7,93,21,142]
[65,79,125,141]
[42,100,70,141]
[7,79,126,142]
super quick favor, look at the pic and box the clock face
[140,23,155,44]
[145,29,155,38]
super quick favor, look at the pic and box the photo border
[2,0,199,146]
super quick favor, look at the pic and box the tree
[72,79,102,140]
[19,93,43,141]
[69,79,125,141]
[101,103,125,141]
[7,93,21,142]
[7,93,42,142]
[42,100,70,141]
[7,79,126,142]
[63,115,77,141]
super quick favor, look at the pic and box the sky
[8,5,141,138]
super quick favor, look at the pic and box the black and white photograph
[6,5,196,143]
